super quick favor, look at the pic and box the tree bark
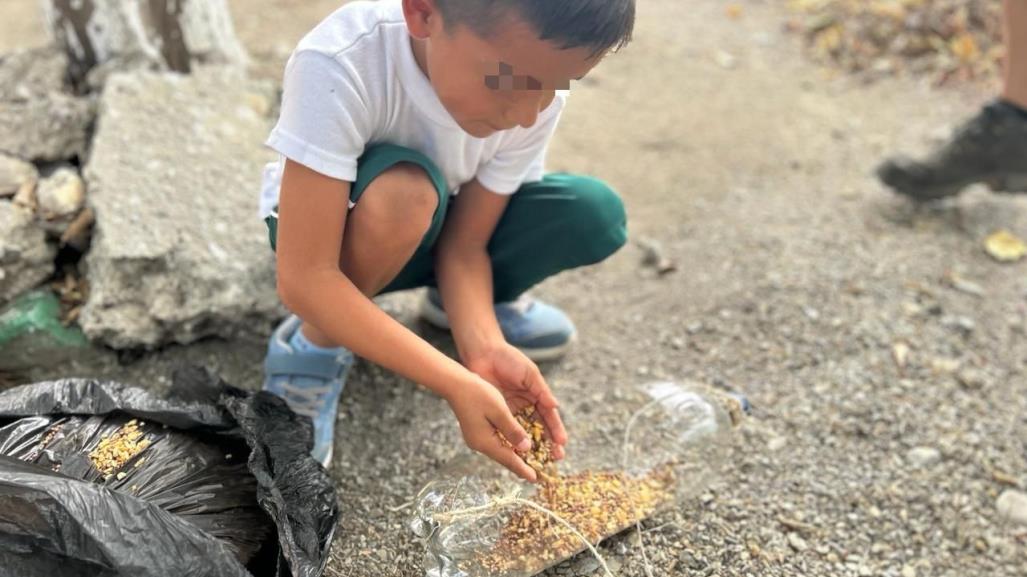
[41,0,248,86]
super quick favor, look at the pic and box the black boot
[877,100,1027,201]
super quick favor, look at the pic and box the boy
[259,0,633,478]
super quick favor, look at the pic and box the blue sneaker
[262,315,354,467]
[420,289,577,361]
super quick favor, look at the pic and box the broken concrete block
[0,201,55,304]
[0,46,69,101]
[0,153,38,199]
[0,94,95,163]
[81,67,282,348]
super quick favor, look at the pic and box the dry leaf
[984,230,1027,263]
[950,33,980,62]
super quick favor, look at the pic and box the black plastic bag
[0,367,339,577]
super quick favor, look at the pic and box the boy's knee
[568,177,627,260]
[359,162,439,242]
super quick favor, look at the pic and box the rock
[0,47,68,101]
[0,47,94,163]
[637,237,677,275]
[80,67,282,348]
[891,342,910,369]
[905,446,941,469]
[940,315,975,334]
[715,50,738,69]
[955,368,988,390]
[944,270,984,297]
[0,94,95,163]
[901,566,916,577]
[996,490,1027,526]
[36,165,85,222]
[929,357,960,375]
[0,201,55,303]
[787,532,808,552]
[0,153,37,199]
[768,436,788,452]
[570,555,601,575]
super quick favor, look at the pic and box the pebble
[941,315,975,333]
[905,446,941,469]
[955,368,988,390]
[787,532,808,552]
[996,490,1027,526]
[571,556,600,575]
[929,357,961,374]
[901,567,916,577]
[768,436,788,452]
[36,165,85,219]
[945,272,985,297]
[715,50,737,69]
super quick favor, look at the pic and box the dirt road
[2,0,1024,575]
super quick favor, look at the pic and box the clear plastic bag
[410,381,747,577]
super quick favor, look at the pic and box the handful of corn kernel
[496,407,558,482]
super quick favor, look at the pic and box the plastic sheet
[0,367,339,577]
[411,381,746,577]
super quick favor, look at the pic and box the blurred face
[403,0,604,138]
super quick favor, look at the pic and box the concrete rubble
[80,67,282,348]
[0,47,94,163]
[0,201,55,303]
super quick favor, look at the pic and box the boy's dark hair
[435,0,635,57]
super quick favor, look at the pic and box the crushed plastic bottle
[410,381,747,577]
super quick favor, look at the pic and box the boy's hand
[446,377,541,482]
[464,343,568,461]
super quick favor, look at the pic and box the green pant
[266,144,627,302]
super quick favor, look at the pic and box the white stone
[37,165,85,219]
[905,447,941,469]
[996,490,1027,526]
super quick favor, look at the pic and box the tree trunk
[42,0,248,86]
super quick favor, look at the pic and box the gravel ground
[3,0,1026,576]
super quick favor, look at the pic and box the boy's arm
[435,178,568,457]
[275,160,538,480]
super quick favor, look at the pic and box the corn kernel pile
[480,407,675,575]
[88,419,152,479]
[474,469,673,575]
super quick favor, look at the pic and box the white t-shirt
[258,0,567,219]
